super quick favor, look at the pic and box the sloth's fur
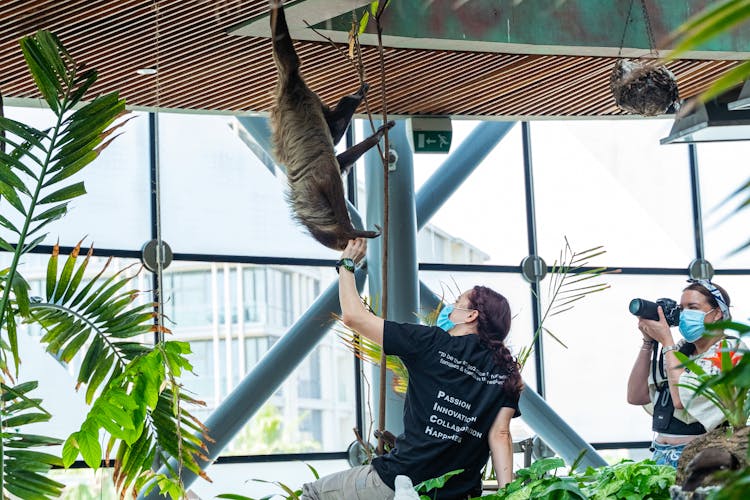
[269,1,392,250]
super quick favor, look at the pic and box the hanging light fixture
[728,79,750,111]
[660,86,750,144]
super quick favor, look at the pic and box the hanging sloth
[269,0,392,250]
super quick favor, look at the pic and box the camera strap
[650,341,705,434]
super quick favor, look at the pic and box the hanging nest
[610,59,679,116]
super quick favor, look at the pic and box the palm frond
[519,238,617,368]
[333,314,409,394]
[0,30,128,376]
[29,244,210,496]
[1,381,64,499]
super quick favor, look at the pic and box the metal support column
[521,122,546,396]
[364,120,418,435]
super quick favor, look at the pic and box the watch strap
[662,344,679,355]
[336,258,355,274]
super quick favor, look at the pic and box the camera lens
[629,298,660,321]
[629,298,644,316]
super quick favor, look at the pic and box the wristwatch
[336,258,355,274]
[662,345,679,355]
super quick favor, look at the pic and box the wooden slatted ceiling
[0,0,742,118]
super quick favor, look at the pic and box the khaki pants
[300,465,394,500]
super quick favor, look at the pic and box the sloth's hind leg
[336,120,395,175]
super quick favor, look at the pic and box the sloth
[269,0,393,250]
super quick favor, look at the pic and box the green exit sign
[408,117,452,153]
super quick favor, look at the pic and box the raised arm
[640,306,686,409]
[338,238,384,345]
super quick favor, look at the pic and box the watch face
[337,258,355,272]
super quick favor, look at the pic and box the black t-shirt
[372,321,521,500]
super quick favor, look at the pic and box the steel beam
[364,121,418,435]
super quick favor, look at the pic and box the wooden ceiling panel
[1,0,741,118]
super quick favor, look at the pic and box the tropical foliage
[0,30,210,498]
[478,458,675,500]
[518,239,614,368]
[217,464,320,500]
[676,330,750,430]
[664,0,750,103]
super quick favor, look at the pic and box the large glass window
[410,121,528,265]
[531,120,695,268]
[158,113,339,259]
[542,273,689,443]
[697,142,750,269]
[3,106,151,250]
[6,100,750,497]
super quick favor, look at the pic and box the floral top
[677,337,746,431]
[646,337,746,433]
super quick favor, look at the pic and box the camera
[628,298,681,327]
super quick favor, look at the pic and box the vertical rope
[374,1,390,457]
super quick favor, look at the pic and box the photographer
[626,279,742,467]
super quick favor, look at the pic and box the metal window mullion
[346,124,365,445]
[688,144,705,260]
[522,122,545,397]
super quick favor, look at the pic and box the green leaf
[46,244,59,301]
[30,202,67,222]
[59,328,92,363]
[0,235,15,252]
[0,163,31,195]
[67,68,98,107]
[23,233,50,254]
[6,309,19,373]
[669,1,750,60]
[85,352,114,403]
[37,181,86,204]
[0,213,20,234]
[77,424,103,469]
[0,116,46,150]
[62,245,93,303]
[699,60,750,103]
[19,36,61,113]
[62,434,80,467]
[4,412,51,428]
[12,272,31,317]
[0,180,26,215]
[78,334,104,386]
[415,469,464,493]
[43,149,98,186]
[52,239,83,302]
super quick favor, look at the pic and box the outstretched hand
[341,238,366,265]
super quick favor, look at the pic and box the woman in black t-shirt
[300,239,523,500]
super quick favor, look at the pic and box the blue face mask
[437,304,456,331]
[679,309,711,342]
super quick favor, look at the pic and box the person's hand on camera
[638,306,674,346]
